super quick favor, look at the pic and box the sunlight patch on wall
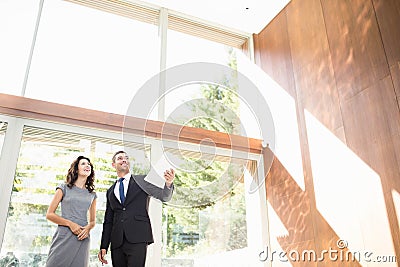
[305,109,395,263]
[391,189,400,240]
[237,53,304,191]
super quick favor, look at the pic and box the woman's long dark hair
[66,156,95,193]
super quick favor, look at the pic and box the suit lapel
[108,182,120,206]
[124,175,141,205]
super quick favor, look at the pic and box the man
[98,150,175,267]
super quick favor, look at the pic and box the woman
[46,155,97,267]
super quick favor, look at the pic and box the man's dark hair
[112,150,127,163]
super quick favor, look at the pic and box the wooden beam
[0,93,262,154]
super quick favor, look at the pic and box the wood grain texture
[0,93,262,154]
[265,158,314,246]
[255,0,400,263]
[372,0,400,66]
[254,12,296,98]
[287,0,343,133]
[321,0,389,101]
[391,62,400,99]
[341,76,400,192]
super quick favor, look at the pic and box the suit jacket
[100,175,174,251]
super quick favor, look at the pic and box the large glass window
[163,29,249,136]
[167,29,236,68]
[0,2,262,266]
[0,0,41,95]
[159,30,256,266]
[0,126,150,266]
[24,0,160,115]
[161,147,250,266]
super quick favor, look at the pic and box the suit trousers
[111,237,148,267]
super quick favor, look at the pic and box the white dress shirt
[114,173,130,203]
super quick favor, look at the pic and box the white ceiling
[135,0,291,34]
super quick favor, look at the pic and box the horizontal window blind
[0,121,7,135]
[168,13,249,48]
[65,0,160,25]
[22,125,150,152]
[65,0,249,48]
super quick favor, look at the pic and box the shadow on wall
[264,115,397,266]
[252,0,400,264]
[265,153,363,267]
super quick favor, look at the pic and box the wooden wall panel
[284,0,347,257]
[372,0,400,67]
[284,0,327,70]
[321,0,400,189]
[322,1,400,259]
[392,62,400,103]
[340,76,400,191]
[255,0,400,264]
[321,0,388,101]
[265,157,315,264]
[265,156,362,267]
[254,13,296,98]
[286,0,343,133]
[373,0,400,178]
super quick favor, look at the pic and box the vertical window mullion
[21,0,44,97]
[0,118,24,248]
[158,7,168,121]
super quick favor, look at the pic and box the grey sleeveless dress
[46,183,97,267]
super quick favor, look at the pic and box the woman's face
[78,158,92,177]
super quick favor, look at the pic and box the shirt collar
[119,173,131,181]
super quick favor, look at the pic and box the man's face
[112,153,130,174]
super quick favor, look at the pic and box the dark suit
[100,175,173,266]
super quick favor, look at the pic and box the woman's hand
[68,221,82,235]
[77,224,91,240]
